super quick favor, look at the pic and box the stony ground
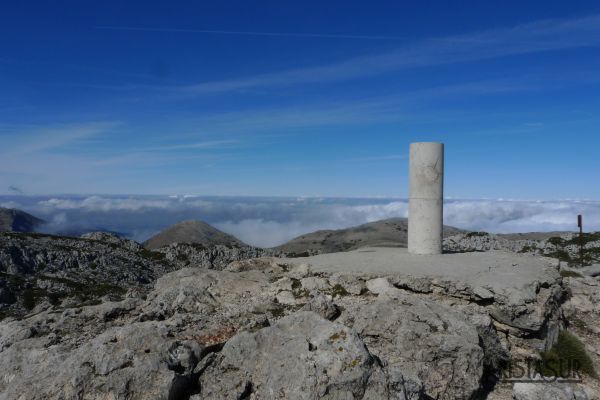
[0,231,598,399]
[0,231,274,320]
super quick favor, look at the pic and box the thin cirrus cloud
[142,139,238,152]
[0,121,119,155]
[0,121,120,189]
[96,26,411,41]
[167,14,600,95]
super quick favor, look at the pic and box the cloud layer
[1,196,598,248]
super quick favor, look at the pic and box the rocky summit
[0,225,599,399]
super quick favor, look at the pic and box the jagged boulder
[0,319,177,400]
[339,282,486,399]
[198,312,391,399]
[513,381,592,400]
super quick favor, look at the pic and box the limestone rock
[338,292,486,399]
[513,381,590,400]
[199,312,389,399]
[0,320,176,400]
[1,247,595,400]
[300,292,340,320]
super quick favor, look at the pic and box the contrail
[96,26,408,40]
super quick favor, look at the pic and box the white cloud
[214,219,330,248]
[4,195,599,247]
[0,122,119,155]
[175,14,600,95]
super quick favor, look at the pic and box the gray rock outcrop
[0,231,272,320]
[1,229,599,399]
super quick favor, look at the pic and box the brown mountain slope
[274,217,464,254]
[0,207,44,232]
[143,220,246,250]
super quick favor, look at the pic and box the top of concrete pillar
[410,141,444,148]
[409,142,444,199]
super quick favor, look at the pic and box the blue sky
[1,1,600,198]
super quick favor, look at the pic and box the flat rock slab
[285,247,558,295]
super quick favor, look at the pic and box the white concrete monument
[408,142,444,255]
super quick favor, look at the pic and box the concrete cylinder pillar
[408,142,444,255]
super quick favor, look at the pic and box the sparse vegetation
[289,278,309,298]
[291,278,302,290]
[560,270,583,278]
[329,330,347,341]
[0,309,13,321]
[137,248,167,262]
[286,251,311,258]
[329,284,350,298]
[544,249,572,263]
[1,269,129,314]
[547,237,565,246]
[466,232,489,237]
[543,233,600,266]
[538,331,597,379]
[564,232,600,247]
[270,305,286,318]
[518,245,537,253]
[568,315,588,331]
[293,288,310,298]
[2,232,75,241]
[22,288,38,310]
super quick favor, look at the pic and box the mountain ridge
[274,217,465,254]
[0,207,44,233]
[143,219,247,250]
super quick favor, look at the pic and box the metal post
[578,214,583,267]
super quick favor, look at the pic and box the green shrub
[329,284,350,298]
[22,288,37,310]
[137,249,167,263]
[565,232,600,247]
[544,249,572,263]
[466,231,489,237]
[287,251,311,258]
[518,245,537,253]
[539,331,597,379]
[291,278,302,290]
[547,237,565,246]
[560,270,583,278]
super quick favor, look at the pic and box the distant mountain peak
[275,217,464,254]
[0,207,45,233]
[143,219,246,250]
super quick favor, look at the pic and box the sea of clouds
[1,195,599,248]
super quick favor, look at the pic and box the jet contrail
[95,26,408,40]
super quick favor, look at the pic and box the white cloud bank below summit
[1,196,598,247]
